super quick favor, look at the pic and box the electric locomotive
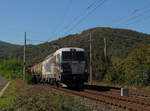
[30,47,88,89]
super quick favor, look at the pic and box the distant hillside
[0,27,150,67]
[26,27,150,65]
[0,27,150,84]
[0,41,20,60]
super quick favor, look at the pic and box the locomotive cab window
[62,51,85,61]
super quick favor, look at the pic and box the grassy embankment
[0,59,90,111]
[0,59,23,80]
[0,60,22,107]
[0,43,149,110]
[0,81,16,107]
[0,80,90,111]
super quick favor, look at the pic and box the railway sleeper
[59,88,150,111]
[86,90,150,107]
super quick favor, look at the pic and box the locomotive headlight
[60,68,63,72]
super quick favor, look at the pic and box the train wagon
[30,47,88,89]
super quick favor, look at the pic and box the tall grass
[0,59,23,80]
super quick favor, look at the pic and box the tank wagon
[30,47,88,88]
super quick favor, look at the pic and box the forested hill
[0,41,20,60]
[0,27,150,66]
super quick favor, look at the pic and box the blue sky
[0,0,150,44]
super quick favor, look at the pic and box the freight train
[30,47,88,89]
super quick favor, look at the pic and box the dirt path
[0,77,10,97]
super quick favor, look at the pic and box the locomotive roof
[44,47,84,60]
[44,53,54,60]
[55,47,84,54]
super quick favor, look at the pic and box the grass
[141,86,150,91]
[0,81,16,107]
[0,80,90,111]
[0,71,11,80]
[0,71,23,81]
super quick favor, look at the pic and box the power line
[55,0,102,38]
[87,0,101,10]
[121,8,150,26]
[64,0,104,33]
[48,0,73,42]
[26,39,46,43]
[46,1,149,44]
[112,4,150,27]
[63,0,109,35]
[132,3,150,14]
[126,15,150,26]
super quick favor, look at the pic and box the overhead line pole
[23,32,26,81]
[90,32,92,85]
[104,37,107,61]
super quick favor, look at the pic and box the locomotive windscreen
[62,51,85,61]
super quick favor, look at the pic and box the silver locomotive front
[60,48,87,88]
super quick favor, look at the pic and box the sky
[0,0,150,45]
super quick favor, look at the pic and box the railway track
[85,84,150,101]
[89,83,150,98]
[110,89,150,98]
[85,89,150,107]
[51,86,150,111]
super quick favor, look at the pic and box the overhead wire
[131,3,150,14]
[54,0,102,38]
[113,3,150,27]
[47,0,73,42]
[121,8,150,26]
[27,39,46,43]
[29,1,150,44]
[26,37,47,45]
[60,1,150,39]
[63,0,109,35]
[27,0,101,44]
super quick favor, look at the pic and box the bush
[104,44,150,86]
[123,44,150,86]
